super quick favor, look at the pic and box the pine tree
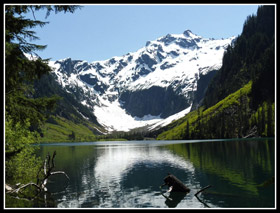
[267,102,274,137]
[185,120,190,139]
[261,102,266,136]
[5,5,81,185]
[257,108,262,135]
[69,131,76,141]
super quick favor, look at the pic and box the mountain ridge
[47,29,235,133]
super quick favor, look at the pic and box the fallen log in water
[162,173,190,193]
[160,173,212,208]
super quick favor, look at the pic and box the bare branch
[195,185,212,196]
[195,185,212,208]
[10,182,41,194]
[50,171,70,180]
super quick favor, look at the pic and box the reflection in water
[22,139,274,208]
[165,139,275,208]
[165,192,187,208]
[160,190,188,208]
[57,145,204,208]
[94,146,195,189]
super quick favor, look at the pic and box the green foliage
[6,91,60,132]
[5,116,38,154]
[249,102,275,137]
[5,116,42,184]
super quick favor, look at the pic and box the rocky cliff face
[49,30,235,132]
[119,86,191,118]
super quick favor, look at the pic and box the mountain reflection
[57,145,200,208]
[94,145,195,187]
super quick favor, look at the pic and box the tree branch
[195,185,212,196]
[6,182,41,194]
[50,171,70,180]
[195,185,212,208]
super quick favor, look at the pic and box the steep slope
[203,5,275,109]
[156,82,275,140]
[33,73,105,141]
[48,30,235,133]
[156,5,275,140]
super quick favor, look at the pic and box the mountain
[47,30,235,133]
[156,5,275,140]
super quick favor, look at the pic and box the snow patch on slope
[93,99,162,132]
[148,105,192,131]
[93,98,192,132]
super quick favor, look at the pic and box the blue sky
[24,4,261,62]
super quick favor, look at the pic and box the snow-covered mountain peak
[49,29,236,133]
[183,29,194,37]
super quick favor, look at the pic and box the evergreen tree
[267,102,274,137]
[5,5,81,129]
[69,131,76,141]
[185,120,190,139]
[5,5,81,185]
[261,103,266,136]
[257,108,262,135]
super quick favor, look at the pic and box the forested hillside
[204,5,274,109]
[156,5,275,140]
[33,73,104,142]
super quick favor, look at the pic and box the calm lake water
[11,139,276,208]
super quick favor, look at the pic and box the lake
[11,139,276,208]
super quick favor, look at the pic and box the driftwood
[160,173,212,208]
[194,185,212,208]
[195,185,212,196]
[243,126,258,138]
[161,173,190,193]
[6,151,69,197]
